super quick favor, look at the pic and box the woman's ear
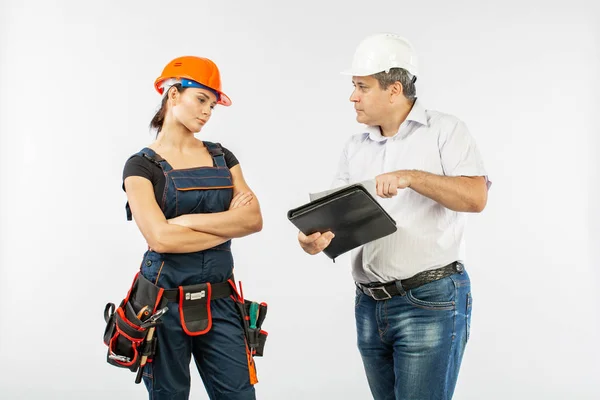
[168,86,180,105]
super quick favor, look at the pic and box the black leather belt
[162,281,234,303]
[357,261,464,301]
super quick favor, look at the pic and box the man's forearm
[403,170,487,212]
[176,206,263,238]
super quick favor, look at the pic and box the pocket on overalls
[178,283,212,336]
[171,175,233,215]
[140,251,163,284]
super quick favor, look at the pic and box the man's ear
[389,81,404,103]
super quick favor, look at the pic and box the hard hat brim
[218,92,232,107]
[340,67,384,77]
[341,66,419,77]
[154,76,232,107]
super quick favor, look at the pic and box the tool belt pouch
[178,283,212,336]
[237,300,269,357]
[103,273,165,372]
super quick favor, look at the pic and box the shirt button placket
[383,139,393,172]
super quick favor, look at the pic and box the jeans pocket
[354,286,363,308]
[406,276,456,310]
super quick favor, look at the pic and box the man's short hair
[372,68,417,100]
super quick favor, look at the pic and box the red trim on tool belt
[179,283,213,336]
[115,323,144,343]
[228,279,245,304]
[116,307,144,332]
[152,287,165,313]
[109,335,140,368]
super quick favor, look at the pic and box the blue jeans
[355,269,472,400]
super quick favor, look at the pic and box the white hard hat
[341,33,419,77]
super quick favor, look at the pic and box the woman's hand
[165,192,252,227]
[230,192,253,209]
[167,215,189,227]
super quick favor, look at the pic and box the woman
[122,56,263,399]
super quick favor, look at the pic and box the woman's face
[171,87,218,132]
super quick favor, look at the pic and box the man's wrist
[408,170,424,187]
[395,169,424,188]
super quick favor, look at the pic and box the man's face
[349,76,390,126]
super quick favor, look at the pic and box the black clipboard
[287,183,397,260]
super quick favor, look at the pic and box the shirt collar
[407,98,428,126]
[364,98,429,142]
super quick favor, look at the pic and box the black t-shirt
[122,144,240,203]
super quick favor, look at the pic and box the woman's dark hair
[150,83,185,133]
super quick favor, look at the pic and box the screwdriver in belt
[249,302,259,329]
[248,302,260,354]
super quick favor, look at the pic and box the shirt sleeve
[331,140,351,189]
[439,119,491,188]
[122,155,154,191]
[218,144,240,169]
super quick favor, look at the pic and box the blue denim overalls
[126,142,255,400]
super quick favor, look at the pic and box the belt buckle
[367,286,392,301]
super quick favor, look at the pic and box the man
[298,33,490,400]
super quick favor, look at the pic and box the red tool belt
[103,272,269,382]
[162,279,236,336]
[229,282,269,358]
[103,272,167,372]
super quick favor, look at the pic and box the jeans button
[146,260,152,266]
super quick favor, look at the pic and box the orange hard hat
[154,56,231,106]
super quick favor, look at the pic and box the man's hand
[375,171,412,198]
[298,231,335,255]
[230,192,253,209]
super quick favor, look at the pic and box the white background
[1,0,599,399]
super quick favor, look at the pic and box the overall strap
[125,148,171,221]
[204,141,227,168]
[139,147,173,172]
